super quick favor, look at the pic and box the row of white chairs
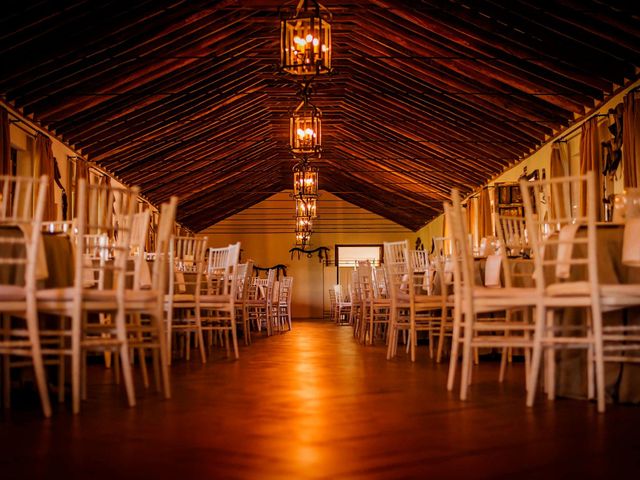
[0,174,294,418]
[355,171,639,413]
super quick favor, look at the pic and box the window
[335,244,383,284]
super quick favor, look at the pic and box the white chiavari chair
[36,179,137,414]
[123,197,176,398]
[334,284,352,325]
[277,276,293,331]
[234,260,254,345]
[200,243,240,359]
[445,190,537,401]
[357,261,391,345]
[165,236,207,365]
[247,269,276,336]
[0,175,51,417]
[521,171,640,412]
[328,285,337,322]
[495,214,536,382]
[350,270,363,338]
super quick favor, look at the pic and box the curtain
[478,187,493,238]
[623,91,640,188]
[0,107,11,176]
[549,142,569,220]
[74,157,89,217]
[465,197,476,247]
[579,118,604,220]
[35,133,56,221]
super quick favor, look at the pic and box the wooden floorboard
[1,320,639,479]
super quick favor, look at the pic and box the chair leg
[71,307,82,414]
[165,305,173,366]
[526,305,546,407]
[153,309,171,399]
[499,347,508,383]
[446,307,461,391]
[195,308,206,364]
[545,310,556,401]
[231,317,239,360]
[459,322,473,401]
[590,303,607,413]
[25,303,51,418]
[114,308,136,408]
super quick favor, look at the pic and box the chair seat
[474,286,537,298]
[200,294,232,303]
[166,293,194,302]
[0,285,26,301]
[545,282,640,298]
[125,289,158,302]
[37,287,117,302]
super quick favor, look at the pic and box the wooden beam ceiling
[1,0,639,231]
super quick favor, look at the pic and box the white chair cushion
[0,285,26,301]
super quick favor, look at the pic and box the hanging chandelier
[295,196,317,218]
[290,85,322,157]
[292,161,319,199]
[280,0,332,77]
[295,214,313,247]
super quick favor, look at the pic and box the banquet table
[550,223,640,404]
[0,226,74,288]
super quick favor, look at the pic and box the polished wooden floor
[2,320,639,479]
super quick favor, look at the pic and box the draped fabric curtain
[35,133,56,221]
[0,107,11,176]
[465,198,476,248]
[549,142,570,220]
[623,91,640,188]
[579,118,604,220]
[74,157,89,217]
[478,187,493,239]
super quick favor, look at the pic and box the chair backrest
[495,214,533,288]
[235,260,254,302]
[204,243,238,299]
[409,248,447,297]
[446,191,480,317]
[0,175,48,291]
[169,236,207,296]
[278,276,293,305]
[75,178,139,294]
[372,266,388,299]
[329,284,337,309]
[150,197,177,295]
[127,209,150,290]
[520,172,597,294]
[356,260,374,303]
[383,240,409,303]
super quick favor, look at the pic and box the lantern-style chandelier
[280,0,332,77]
[290,85,322,157]
[295,196,317,218]
[295,214,313,247]
[292,160,319,199]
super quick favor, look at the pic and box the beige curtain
[35,133,56,221]
[478,187,493,238]
[74,158,89,217]
[623,91,640,188]
[465,198,476,246]
[549,142,569,220]
[0,107,11,176]
[579,118,603,220]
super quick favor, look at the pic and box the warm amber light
[280,2,332,76]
